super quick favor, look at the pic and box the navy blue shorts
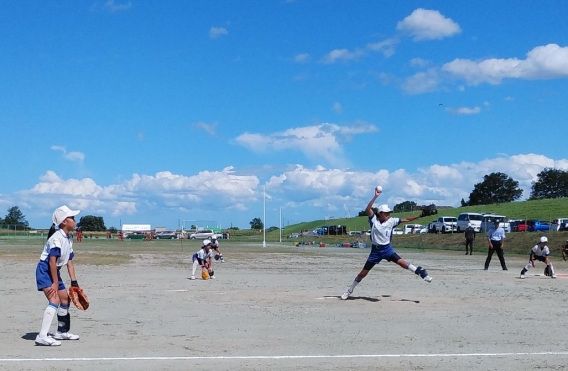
[367,245,397,264]
[36,261,65,291]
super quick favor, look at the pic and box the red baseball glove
[69,286,90,310]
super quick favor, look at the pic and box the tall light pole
[279,207,282,243]
[263,185,266,248]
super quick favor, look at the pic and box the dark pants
[465,238,474,254]
[485,241,507,270]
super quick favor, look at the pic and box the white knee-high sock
[407,263,417,273]
[348,278,360,292]
[192,261,198,276]
[39,303,58,337]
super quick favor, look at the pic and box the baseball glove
[544,265,552,277]
[202,268,210,280]
[69,286,89,311]
[420,204,438,217]
[214,254,221,261]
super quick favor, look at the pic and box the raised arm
[365,189,382,217]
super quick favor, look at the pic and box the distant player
[190,240,214,280]
[211,235,225,262]
[520,236,556,279]
[340,188,432,300]
[35,205,83,346]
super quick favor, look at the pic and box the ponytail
[47,223,57,240]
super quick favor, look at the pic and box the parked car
[435,217,458,233]
[124,232,145,240]
[287,233,300,239]
[457,212,483,232]
[393,228,403,235]
[552,218,568,231]
[155,231,178,239]
[404,224,425,234]
[480,214,511,233]
[529,221,551,232]
[189,229,223,239]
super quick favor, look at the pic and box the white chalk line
[2,351,568,362]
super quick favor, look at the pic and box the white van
[480,214,510,233]
[404,224,425,235]
[457,212,483,232]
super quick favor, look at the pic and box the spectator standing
[562,239,568,261]
[464,223,475,255]
[485,221,508,271]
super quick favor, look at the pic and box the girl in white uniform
[520,236,556,279]
[35,205,82,346]
[190,240,214,279]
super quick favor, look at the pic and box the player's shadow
[22,332,40,341]
[324,295,380,302]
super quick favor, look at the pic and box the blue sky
[1,1,567,230]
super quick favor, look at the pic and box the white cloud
[397,9,461,41]
[409,57,431,68]
[209,27,228,39]
[192,121,217,136]
[294,53,310,63]
[235,122,378,167]
[442,44,568,85]
[104,0,132,13]
[332,102,343,114]
[9,154,568,227]
[322,48,365,64]
[366,37,399,58]
[445,106,481,115]
[51,145,85,162]
[401,68,440,94]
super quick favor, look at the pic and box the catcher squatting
[34,205,89,346]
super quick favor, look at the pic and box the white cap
[468,223,472,227]
[202,239,211,246]
[52,205,80,226]
[211,235,217,240]
[540,236,548,243]
[377,204,392,213]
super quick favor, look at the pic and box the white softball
[375,185,383,192]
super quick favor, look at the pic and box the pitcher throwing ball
[340,187,432,300]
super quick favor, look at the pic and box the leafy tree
[529,168,568,200]
[394,201,417,213]
[249,217,264,230]
[77,215,106,231]
[460,198,469,207]
[109,227,118,233]
[357,210,367,217]
[4,206,29,228]
[267,226,279,232]
[228,226,239,230]
[467,172,523,206]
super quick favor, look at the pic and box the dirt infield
[1,240,568,370]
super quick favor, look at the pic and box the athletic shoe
[190,276,195,280]
[520,274,525,279]
[502,268,508,271]
[210,275,216,279]
[340,289,352,300]
[35,335,61,346]
[551,274,557,279]
[415,267,432,282]
[54,332,80,340]
[221,259,225,263]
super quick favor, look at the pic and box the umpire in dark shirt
[464,223,475,255]
[485,221,507,270]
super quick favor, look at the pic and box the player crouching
[191,240,215,280]
[520,236,556,279]
[211,236,225,262]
